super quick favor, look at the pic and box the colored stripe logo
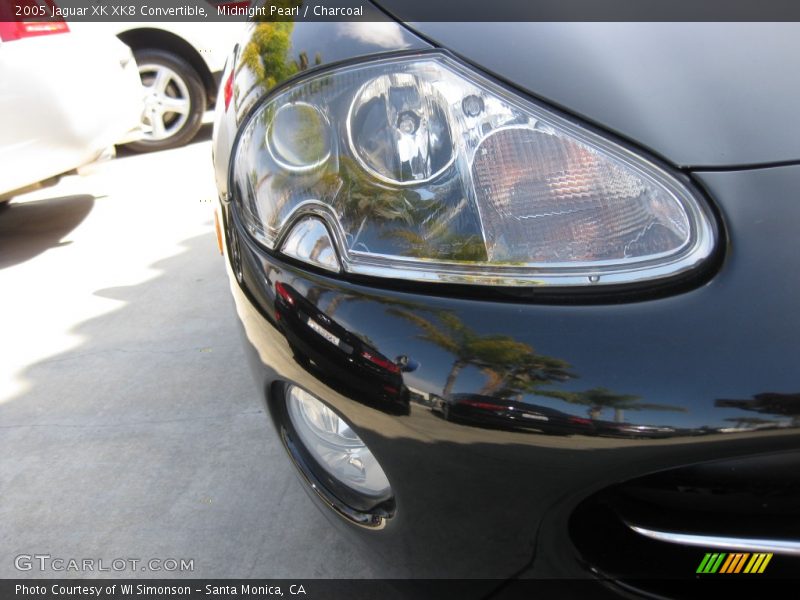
[696,552,773,574]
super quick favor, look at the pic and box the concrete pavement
[0,128,381,579]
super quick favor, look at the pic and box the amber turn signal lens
[214,209,223,255]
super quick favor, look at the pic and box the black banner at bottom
[3,578,796,600]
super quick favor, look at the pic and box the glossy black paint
[274,281,411,415]
[214,18,800,591]
[436,393,595,436]
[222,166,800,581]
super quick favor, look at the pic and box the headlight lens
[348,72,455,185]
[267,102,332,172]
[286,386,391,498]
[233,53,716,287]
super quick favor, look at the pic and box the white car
[105,22,244,151]
[0,16,143,202]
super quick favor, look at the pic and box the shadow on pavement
[0,229,381,579]
[0,195,95,270]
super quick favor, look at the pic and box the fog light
[286,386,391,498]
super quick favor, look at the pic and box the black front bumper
[219,165,800,590]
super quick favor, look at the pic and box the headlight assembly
[232,52,717,287]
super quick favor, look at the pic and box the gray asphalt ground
[0,126,381,579]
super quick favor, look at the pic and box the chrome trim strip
[629,524,800,556]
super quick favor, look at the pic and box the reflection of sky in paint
[336,22,413,50]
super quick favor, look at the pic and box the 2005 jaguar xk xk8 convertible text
[212,9,800,596]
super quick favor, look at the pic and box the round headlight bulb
[267,102,332,172]
[347,72,454,185]
[286,386,391,498]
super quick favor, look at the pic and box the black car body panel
[213,15,800,593]
[273,280,411,415]
[438,393,596,436]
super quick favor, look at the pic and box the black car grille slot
[569,450,800,589]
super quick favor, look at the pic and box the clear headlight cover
[287,386,391,498]
[232,53,716,287]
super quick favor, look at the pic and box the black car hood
[382,19,800,168]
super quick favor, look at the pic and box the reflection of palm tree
[716,392,800,426]
[480,351,573,400]
[293,288,681,425]
[239,22,296,93]
[388,309,574,397]
[547,387,686,423]
[390,228,487,262]
[238,10,323,99]
[332,157,423,224]
[332,157,487,262]
[723,416,780,429]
